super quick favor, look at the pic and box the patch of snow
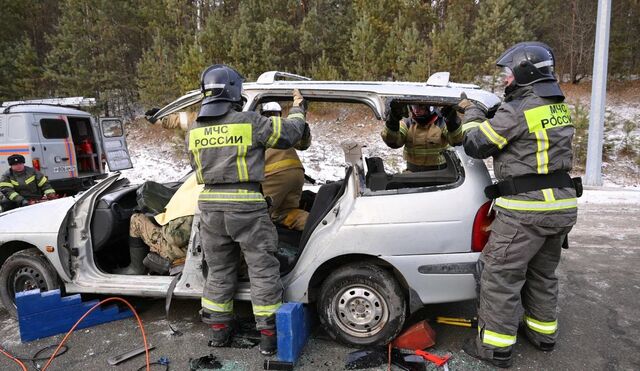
[579,187,640,205]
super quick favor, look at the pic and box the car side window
[40,119,69,139]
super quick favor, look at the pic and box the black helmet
[197,64,244,119]
[496,42,556,86]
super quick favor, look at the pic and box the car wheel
[318,263,406,347]
[0,248,60,318]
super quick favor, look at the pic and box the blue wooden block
[17,289,133,342]
[15,289,82,317]
[276,302,313,363]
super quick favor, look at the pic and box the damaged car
[0,71,501,347]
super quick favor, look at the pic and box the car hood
[0,197,77,234]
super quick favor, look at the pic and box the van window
[102,119,123,137]
[40,119,69,139]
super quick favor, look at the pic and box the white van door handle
[54,156,70,162]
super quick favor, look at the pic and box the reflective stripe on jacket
[461,85,577,226]
[188,107,305,209]
[264,126,311,176]
[0,166,55,203]
[381,115,463,167]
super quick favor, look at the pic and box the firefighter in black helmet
[188,64,308,355]
[457,42,580,368]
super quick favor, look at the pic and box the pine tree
[136,32,181,108]
[310,51,341,80]
[177,41,207,93]
[430,9,473,82]
[348,13,381,80]
[12,38,44,100]
[469,0,528,89]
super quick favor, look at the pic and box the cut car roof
[150,71,501,123]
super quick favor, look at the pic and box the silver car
[0,72,500,346]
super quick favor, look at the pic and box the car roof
[1,104,91,116]
[150,71,502,122]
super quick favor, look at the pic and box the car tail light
[32,158,41,171]
[471,201,495,252]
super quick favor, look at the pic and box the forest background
[1,0,638,116]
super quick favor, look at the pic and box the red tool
[414,349,451,367]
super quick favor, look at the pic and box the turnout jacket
[264,125,311,177]
[188,107,306,211]
[0,167,55,204]
[461,85,577,226]
[381,114,463,167]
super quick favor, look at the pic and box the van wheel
[0,248,60,318]
[318,263,406,347]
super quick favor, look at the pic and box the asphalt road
[1,198,638,371]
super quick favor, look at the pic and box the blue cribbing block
[16,289,133,342]
[276,302,313,363]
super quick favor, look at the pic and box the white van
[0,97,132,194]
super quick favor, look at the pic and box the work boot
[209,323,234,347]
[114,237,149,275]
[519,324,555,351]
[259,329,277,356]
[462,337,512,368]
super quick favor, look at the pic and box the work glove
[20,199,29,207]
[454,92,475,113]
[385,101,404,131]
[441,105,458,124]
[441,106,461,133]
[46,193,58,200]
[144,107,160,117]
[292,89,306,110]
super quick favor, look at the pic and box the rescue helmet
[7,154,25,166]
[198,64,245,119]
[496,42,556,86]
[261,102,282,117]
[409,104,435,124]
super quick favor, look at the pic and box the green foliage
[469,0,528,88]
[1,0,640,115]
[136,32,181,109]
[11,38,44,100]
[570,102,589,170]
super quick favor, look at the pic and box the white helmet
[261,102,282,113]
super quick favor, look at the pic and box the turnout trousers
[473,212,572,356]
[262,167,308,231]
[199,207,282,330]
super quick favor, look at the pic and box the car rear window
[40,119,69,139]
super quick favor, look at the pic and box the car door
[99,117,132,171]
[34,114,77,181]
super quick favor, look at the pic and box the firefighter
[189,64,307,355]
[458,42,580,368]
[261,102,312,231]
[115,173,202,275]
[0,154,56,209]
[381,102,462,171]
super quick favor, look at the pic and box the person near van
[381,104,462,171]
[0,154,56,209]
[261,102,312,231]
[458,42,578,368]
[189,64,307,355]
[115,174,202,275]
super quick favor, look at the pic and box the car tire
[0,248,60,318]
[318,263,406,347]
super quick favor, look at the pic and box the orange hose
[0,346,28,371]
[41,297,150,371]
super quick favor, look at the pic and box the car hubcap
[11,266,46,298]
[333,284,388,338]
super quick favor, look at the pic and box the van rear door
[98,117,132,171]
[34,114,78,181]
